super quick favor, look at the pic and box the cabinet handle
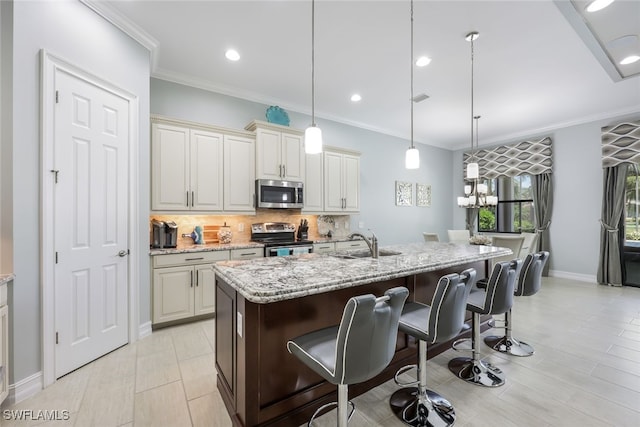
[190,270,193,287]
[196,270,199,287]
[191,191,195,207]
[185,257,205,261]
[240,252,256,256]
[282,164,286,177]
[186,191,189,207]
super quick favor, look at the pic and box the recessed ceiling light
[415,56,431,67]
[225,49,240,61]
[620,55,640,65]
[350,94,362,102]
[586,0,615,13]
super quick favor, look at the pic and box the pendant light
[405,0,420,169]
[465,31,479,179]
[305,0,323,154]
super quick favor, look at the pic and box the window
[625,164,640,243]
[478,175,535,233]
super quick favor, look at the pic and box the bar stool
[389,269,476,427]
[484,251,549,356]
[287,287,409,426]
[448,259,521,387]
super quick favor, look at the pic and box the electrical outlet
[238,223,244,232]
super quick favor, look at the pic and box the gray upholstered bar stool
[448,259,521,387]
[484,251,550,356]
[389,269,476,427]
[287,287,409,426]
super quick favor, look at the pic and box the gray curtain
[532,173,553,275]
[465,208,479,235]
[597,164,628,286]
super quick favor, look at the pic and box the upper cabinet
[324,148,360,213]
[303,152,324,213]
[151,116,255,213]
[246,121,305,182]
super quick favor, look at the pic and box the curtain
[597,164,628,286]
[532,173,553,275]
[465,207,479,235]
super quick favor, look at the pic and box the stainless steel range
[250,222,314,257]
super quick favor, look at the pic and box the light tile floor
[1,276,639,426]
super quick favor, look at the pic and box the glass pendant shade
[304,125,323,154]
[466,162,479,179]
[405,147,420,169]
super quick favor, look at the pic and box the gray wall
[453,113,640,280]
[151,78,454,244]
[8,1,150,384]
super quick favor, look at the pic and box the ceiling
[91,0,640,150]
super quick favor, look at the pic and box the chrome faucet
[347,231,379,258]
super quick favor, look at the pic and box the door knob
[118,250,129,257]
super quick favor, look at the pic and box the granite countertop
[213,242,511,304]
[0,273,15,286]
[149,241,264,255]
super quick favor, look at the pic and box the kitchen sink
[330,249,402,259]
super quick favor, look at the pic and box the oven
[250,222,314,257]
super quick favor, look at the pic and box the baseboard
[138,321,152,340]
[548,269,597,283]
[2,371,43,407]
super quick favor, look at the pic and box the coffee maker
[150,220,178,248]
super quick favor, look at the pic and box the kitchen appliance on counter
[251,222,313,257]
[150,220,178,248]
[255,179,304,209]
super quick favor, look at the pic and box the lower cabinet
[313,242,335,254]
[335,240,369,251]
[230,247,263,260]
[152,251,229,325]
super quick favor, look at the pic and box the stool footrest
[394,364,419,387]
[451,338,472,352]
[484,335,535,357]
[308,400,355,426]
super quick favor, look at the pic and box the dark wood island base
[215,260,488,427]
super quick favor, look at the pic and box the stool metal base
[484,335,535,357]
[448,357,505,387]
[389,387,455,427]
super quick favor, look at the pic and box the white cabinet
[324,149,360,213]
[230,247,264,260]
[335,240,369,251]
[247,120,305,182]
[0,281,7,405]
[152,251,229,325]
[313,242,335,254]
[151,116,256,213]
[223,134,256,212]
[151,122,223,211]
[303,152,324,212]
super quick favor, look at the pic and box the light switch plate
[237,312,243,338]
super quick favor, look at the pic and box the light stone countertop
[149,241,264,255]
[213,242,511,304]
[0,274,14,286]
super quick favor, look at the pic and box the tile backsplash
[151,210,351,245]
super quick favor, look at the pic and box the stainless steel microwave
[255,179,304,209]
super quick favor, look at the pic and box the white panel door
[54,69,129,378]
[303,152,323,212]
[194,264,215,316]
[224,135,255,211]
[281,133,304,181]
[151,123,189,210]
[343,154,360,212]
[323,151,344,212]
[255,128,282,180]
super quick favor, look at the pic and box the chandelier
[457,32,497,209]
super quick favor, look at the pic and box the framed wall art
[395,181,413,206]
[416,183,432,207]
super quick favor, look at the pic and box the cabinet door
[194,264,216,316]
[342,154,360,212]
[281,133,305,181]
[323,151,344,212]
[151,123,189,210]
[0,304,7,404]
[303,152,323,212]
[224,135,256,211]
[313,242,335,254]
[255,128,282,180]
[190,129,223,211]
[153,266,194,324]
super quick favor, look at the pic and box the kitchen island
[213,242,511,427]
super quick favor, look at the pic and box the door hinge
[55,332,59,344]
[55,90,59,103]
[55,252,59,264]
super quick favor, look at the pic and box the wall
[151,78,454,244]
[453,112,640,280]
[10,0,150,387]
